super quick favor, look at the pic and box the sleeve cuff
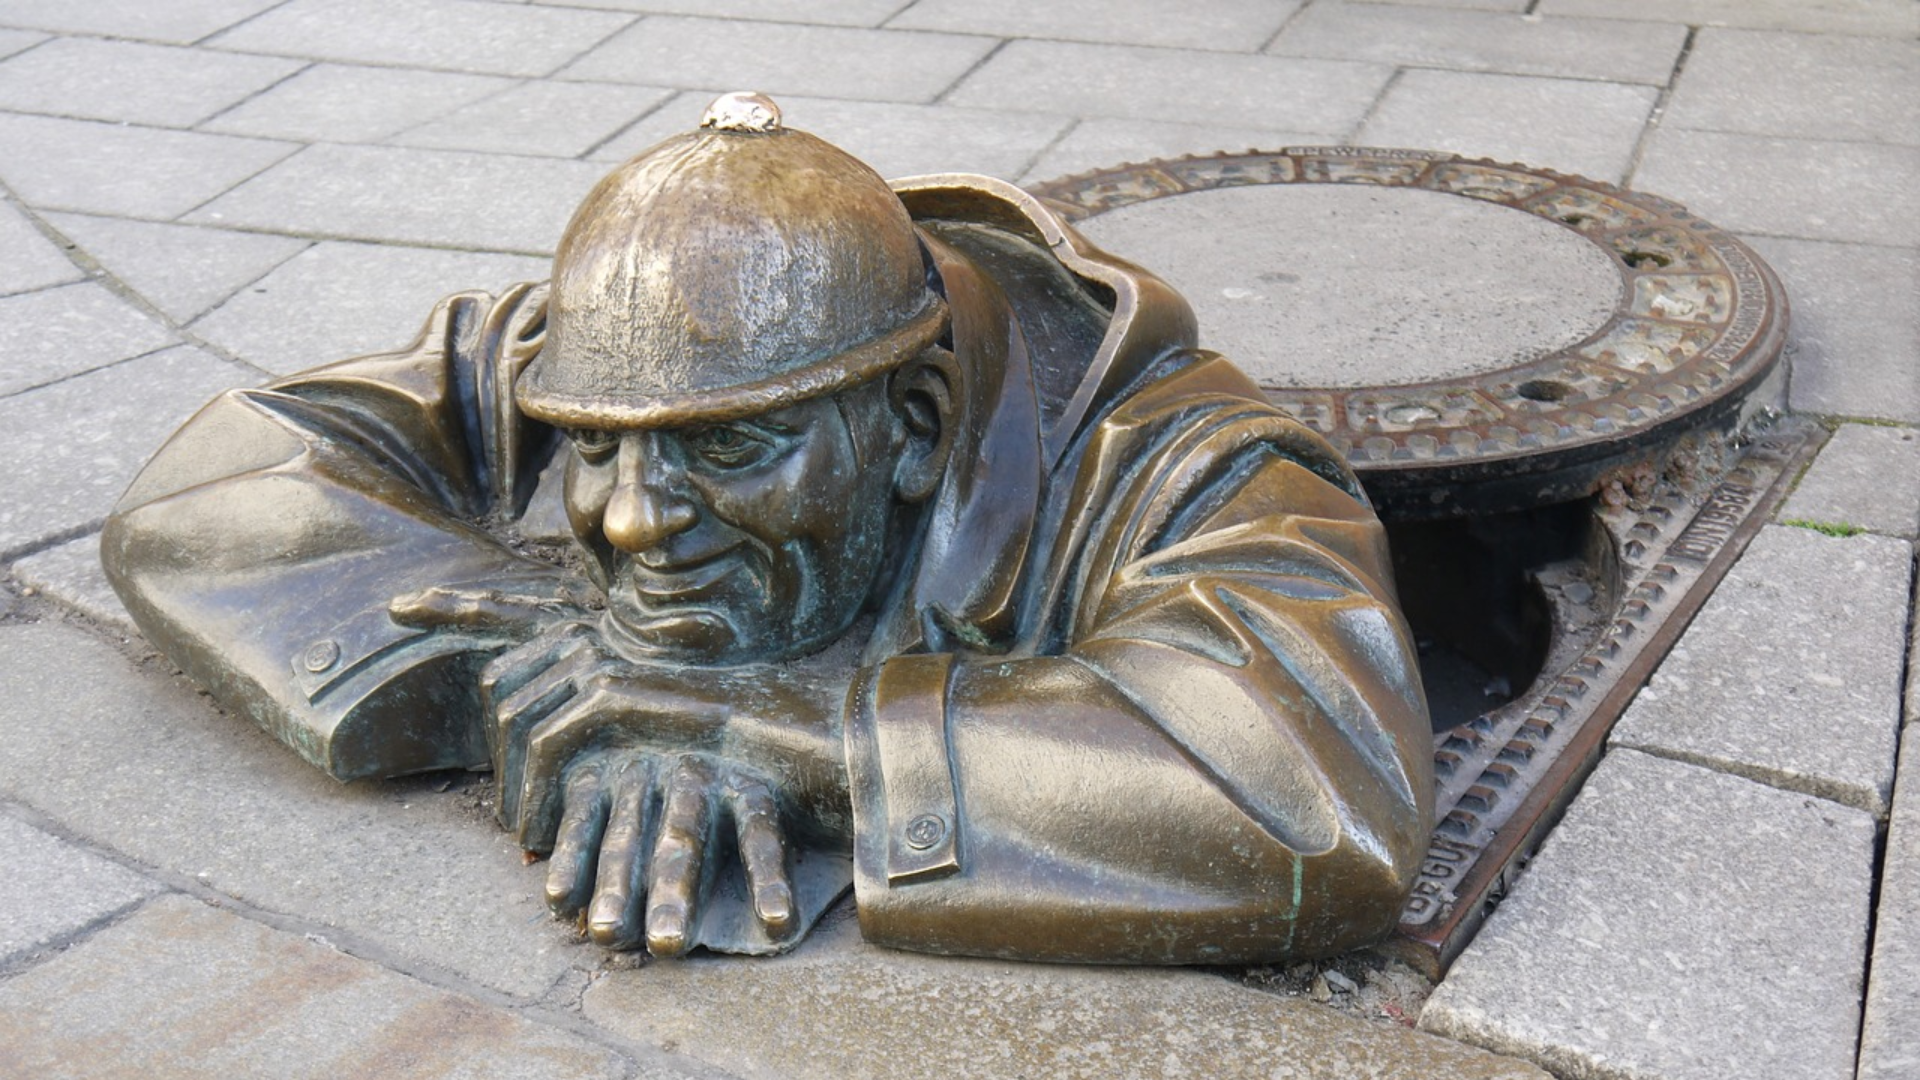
[844,652,961,889]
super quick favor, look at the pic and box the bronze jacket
[104,176,1432,964]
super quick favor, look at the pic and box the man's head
[518,93,957,664]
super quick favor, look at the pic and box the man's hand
[388,575,601,639]
[544,749,795,955]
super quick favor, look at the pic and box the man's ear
[888,346,960,504]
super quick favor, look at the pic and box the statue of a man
[103,94,1433,964]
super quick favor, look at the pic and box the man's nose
[603,434,697,553]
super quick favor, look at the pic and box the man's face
[561,383,903,665]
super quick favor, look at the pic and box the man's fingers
[587,757,657,950]
[516,675,628,844]
[544,760,610,917]
[646,758,716,958]
[729,776,793,937]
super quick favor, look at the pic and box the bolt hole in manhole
[1030,149,1796,974]
[1515,378,1575,403]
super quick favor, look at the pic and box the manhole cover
[1027,149,1788,518]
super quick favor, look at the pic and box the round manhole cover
[1027,149,1787,517]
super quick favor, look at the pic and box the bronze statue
[102,93,1433,963]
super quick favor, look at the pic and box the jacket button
[904,814,946,850]
[303,639,341,673]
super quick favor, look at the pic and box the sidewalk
[0,2,1913,1077]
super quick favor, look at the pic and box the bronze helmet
[518,92,947,429]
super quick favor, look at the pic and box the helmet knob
[700,91,782,134]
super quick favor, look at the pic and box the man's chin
[600,607,741,664]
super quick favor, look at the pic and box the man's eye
[568,429,618,458]
[685,425,768,467]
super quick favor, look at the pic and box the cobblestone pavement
[0,2,1914,1077]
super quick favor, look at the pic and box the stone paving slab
[206,0,638,78]
[590,93,1071,182]
[190,240,550,375]
[43,213,310,326]
[201,63,518,144]
[1746,235,1920,424]
[1633,129,1920,248]
[559,16,998,105]
[0,0,285,45]
[0,619,596,998]
[391,79,675,159]
[10,532,133,634]
[1350,0,1530,10]
[0,112,298,220]
[1610,524,1911,816]
[1860,726,1920,1080]
[889,0,1301,52]
[0,280,177,397]
[1664,30,1919,147]
[0,27,43,59]
[187,143,605,254]
[1020,117,1330,186]
[1539,0,1920,37]
[0,345,254,555]
[1355,69,1657,185]
[584,911,1550,1080]
[0,37,303,129]
[1267,5,1688,85]
[0,201,82,298]
[948,40,1392,131]
[566,0,908,27]
[0,812,158,968]
[1781,423,1920,538]
[1421,748,1876,1080]
[0,895,654,1080]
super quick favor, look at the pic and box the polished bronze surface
[103,95,1433,963]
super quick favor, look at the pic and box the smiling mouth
[619,549,744,602]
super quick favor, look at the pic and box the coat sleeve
[102,285,581,781]
[843,356,1433,963]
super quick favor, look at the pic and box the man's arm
[846,359,1434,964]
[102,285,588,780]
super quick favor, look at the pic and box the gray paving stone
[1019,118,1329,186]
[191,241,550,375]
[0,37,302,128]
[0,895,644,1079]
[1349,0,1529,10]
[0,0,286,44]
[1267,5,1688,86]
[592,94,1071,181]
[560,16,998,104]
[0,281,177,397]
[0,113,298,221]
[0,814,158,967]
[202,63,517,144]
[45,213,309,325]
[0,201,81,298]
[1665,30,1919,147]
[0,27,43,58]
[1540,0,1920,37]
[1610,524,1911,816]
[1781,424,1920,538]
[1860,728,1920,1080]
[0,346,254,555]
[889,0,1300,52]
[0,619,595,997]
[584,909,1551,1080]
[187,143,605,253]
[948,40,1392,130]
[391,79,674,159]
[1745,236,1920,423]
[1357,69,1658,184]
[11,531,133,633]
[1422,749,1875,1080]
[208,0,637,77]
[1634,129,1920,248]
[548,0,906,25]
